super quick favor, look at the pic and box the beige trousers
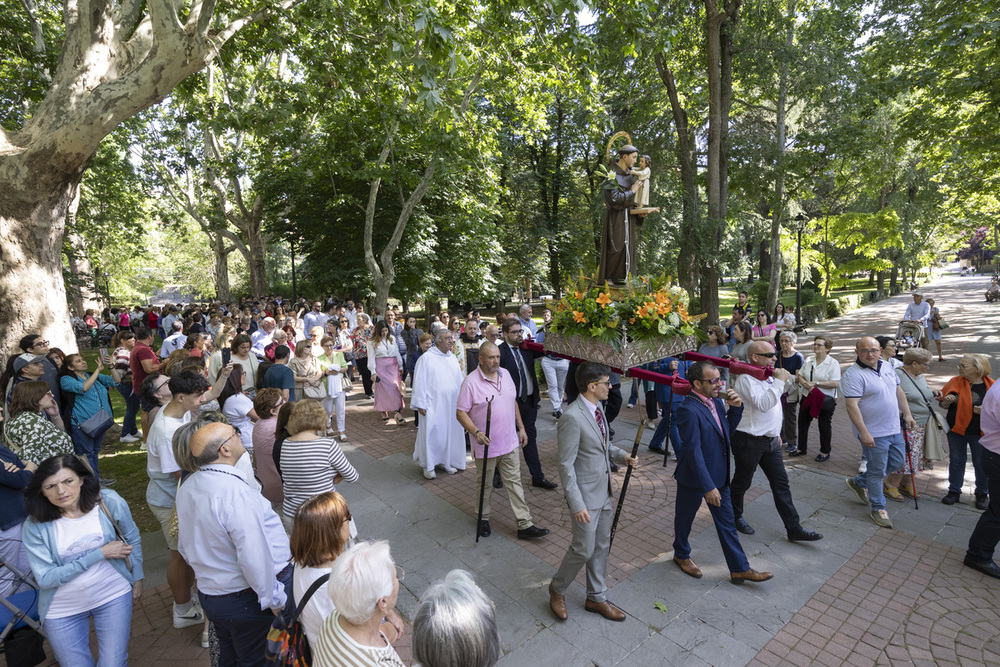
[474,449,534,529]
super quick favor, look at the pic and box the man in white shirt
[175,419,292,666]
[250,317,276,359]
[903,291,932,345]
[159,321,187,358]
[730,342,822,542]
[344,300,358,329]
[145,371,210,629]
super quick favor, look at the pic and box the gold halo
[605,131,633,165]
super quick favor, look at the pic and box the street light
[793,213,808,320]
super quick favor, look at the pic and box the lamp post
[103,271,111,310]
[289,237,297,304]
[794,213,808,319]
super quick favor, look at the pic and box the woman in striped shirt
[279,399,359,531]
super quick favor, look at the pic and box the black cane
[902,420,919,510]
[610,385,644,548]
[475,397,494,542]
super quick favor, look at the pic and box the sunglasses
[753,351,777,358]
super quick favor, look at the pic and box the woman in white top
[290,491,352,648]
[367,320,405,425]
[773,303,796,332]
[218,365,258,450]
[227,333,260,395]
[318,336,348,441]
[794,335,842,462]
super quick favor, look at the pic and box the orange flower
[629,317,636,324]
[596,292,611,306]
[574,290,584,300]
[573,310,586,323]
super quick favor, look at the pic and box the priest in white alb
[412,329,467,479]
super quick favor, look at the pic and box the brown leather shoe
[584,599,626,621]
[730,568,774,584]
[673,557,703,579]
[549,582,567,620]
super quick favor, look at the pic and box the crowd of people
[2,283,998,667]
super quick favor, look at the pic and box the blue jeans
[45,590,132,667]
[650,401,680,452]
[71,421,112,478]
[947,430,988,496]
[199,566,292,667]
[116,382,140,437]
[967,448,1000,562]
[852,433,905,511]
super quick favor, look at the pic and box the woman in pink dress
[367,321,406,425]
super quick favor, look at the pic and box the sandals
[883,485,905,502]
[395,411,407,425]
[899,485,920,499]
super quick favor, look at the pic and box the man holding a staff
[457,342,550,541]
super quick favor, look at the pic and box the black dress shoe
[815,454,830,462]
[493,471,503,489]
[788,528,823,542]
[532,477,559,490]
[736,517,755,535]
[942,491,961,505]
[976,494,990,511]
[478,520,491,538]
[964,555,1000,579]
[517,525,550,540]
[648,444,667,455]
[788,449,806,457]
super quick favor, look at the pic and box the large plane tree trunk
[0,0,300,352]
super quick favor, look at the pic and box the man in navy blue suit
[672,360,773,584]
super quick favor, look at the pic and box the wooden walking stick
[610,381,644,548]
[475,396,494,542]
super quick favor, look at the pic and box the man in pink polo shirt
[457,342,549,541]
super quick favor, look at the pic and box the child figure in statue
[630,155,651,208]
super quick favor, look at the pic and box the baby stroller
[895,321,924,352]
[0,548,47,666]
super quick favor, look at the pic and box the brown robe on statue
[597,164,639,284]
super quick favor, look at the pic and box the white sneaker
[423,469,436,480]
[338,433,347,442]
[439,465,458,475]
[120,434,140,443]
[173,604,205,629]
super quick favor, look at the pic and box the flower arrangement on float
[546,274,703,368]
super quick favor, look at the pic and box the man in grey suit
[549,362,637,622]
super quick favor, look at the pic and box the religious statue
[597,144,641,285]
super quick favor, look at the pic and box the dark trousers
[198,566,292,667]
[730,431,801,532]
[968,448,1000,562]
[357,357,374,397]
[673,482,750,573]
[650,401,680,452]
[517,396,544,482]
[948,430,988,496]
[797,397,836,454]
[116,382,140,437]
[604,383,622,424]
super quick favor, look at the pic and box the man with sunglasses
[730,342,823,542]
[673,361,772,583]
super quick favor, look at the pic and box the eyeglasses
[395,566,405,582]
[753,351,777,358]
[696,377,723,385]
[31,340,49,347]
[220,429,241,450]
[591,380,612,387]
[858,349,881,354]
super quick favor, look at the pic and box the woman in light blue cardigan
[22,454,143,667]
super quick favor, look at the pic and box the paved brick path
[8,267,1000,666]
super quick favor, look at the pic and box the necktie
[595,408,606,441]
[513,348,528,400]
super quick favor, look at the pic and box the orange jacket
[940,375,995,436]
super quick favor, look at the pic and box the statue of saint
[597,145,640,284]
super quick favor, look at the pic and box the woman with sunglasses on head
[22,454,143,667]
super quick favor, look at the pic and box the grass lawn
[78,345,159,533]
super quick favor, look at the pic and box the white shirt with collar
[501,340,533,396]
[732,372,783,438]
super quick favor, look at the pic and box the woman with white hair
[412,569,500,667]
[313,540,404,667]
[776,331,804,456]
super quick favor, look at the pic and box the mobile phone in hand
[222,348,232,365]
[99,348,108,359]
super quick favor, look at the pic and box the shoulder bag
[98,495,133,573]
[265,573,330,666]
